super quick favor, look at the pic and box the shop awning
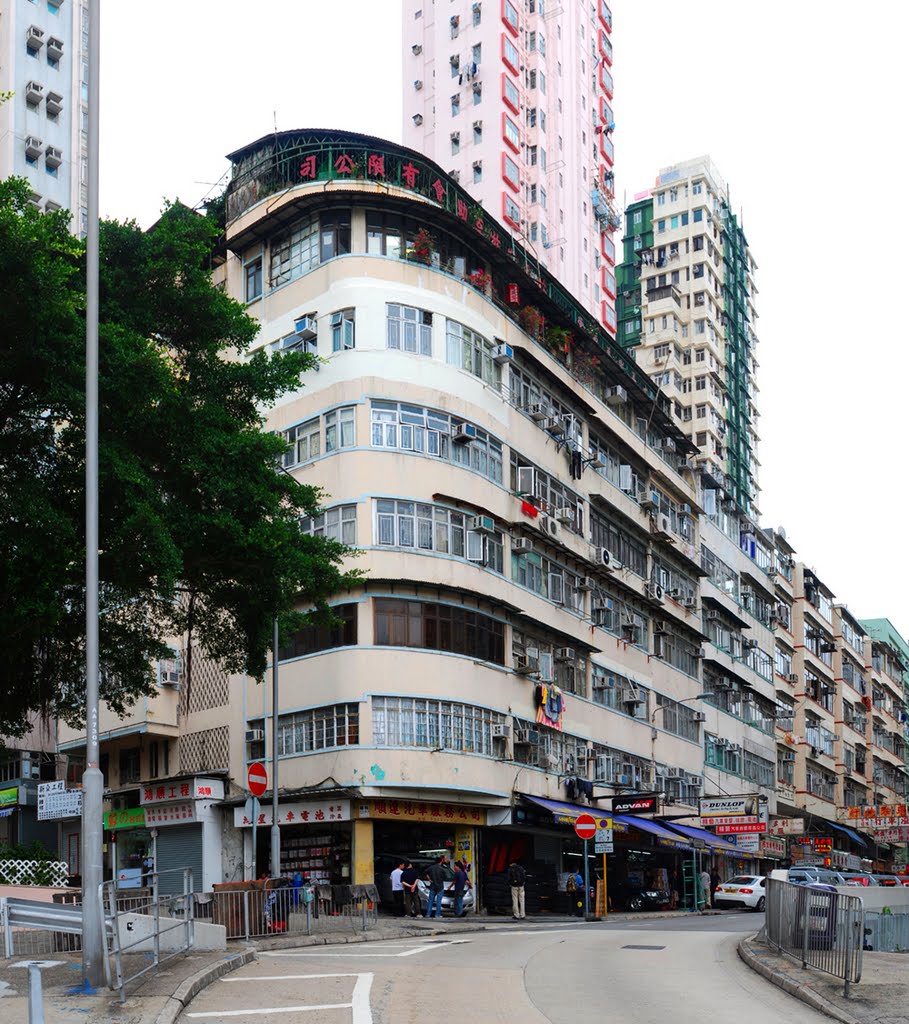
[519,795,624,831]
[826,821,868,847]
[613,814,690,849]
[661,822,740,855]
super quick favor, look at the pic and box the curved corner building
[212,129,762,905]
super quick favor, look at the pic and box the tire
[628,895,644,912]
[754,896,765,912]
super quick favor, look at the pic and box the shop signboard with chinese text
[0,787,19,808]
[140,777,224,804]
[870,826,909,842]
[37,780,82,820]
[104,807,146,830]
[360,799,487,826]
[767,817,804,836]
[234,800,351,828]
[144,802,197,827]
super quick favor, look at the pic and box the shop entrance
[372,820,461,911]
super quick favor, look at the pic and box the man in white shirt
[390,860,405,917]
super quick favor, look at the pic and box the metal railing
[102,867,194,1003]
[764,878,864,996]
[211,883,378,941]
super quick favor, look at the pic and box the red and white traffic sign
[247,761,268,797]
[574,813,597,840]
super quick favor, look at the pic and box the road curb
[736,937,861,1024]
[154,949,256,1024]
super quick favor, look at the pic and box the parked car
[714,875,766,911]
[787,867,847,886]
[872,873,908,887]
[838,870,877,887]
[609,882,671,912]
[414,864,476,917]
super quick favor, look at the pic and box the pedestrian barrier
[101,866,195,1002]
[764,878,864,996]
[863,911,909,953]
[210,882,379,941]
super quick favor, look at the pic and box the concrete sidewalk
[739,934,909,1024]
[0,909,731,1024]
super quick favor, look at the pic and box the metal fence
[764,878,864,996]
[210,884,379,941]
[102,867,195,1003]
[864,911,909,953]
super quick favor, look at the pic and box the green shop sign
[0,787,19,807]
[104,807,146,830]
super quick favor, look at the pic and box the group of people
[389,856,472,919]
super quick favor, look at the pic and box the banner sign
[611,794,658,815]
[104,807,146,830]
[234,800,351,828]
[767,817,804,836]
[37,780,82,820]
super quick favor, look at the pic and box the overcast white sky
[99,2,909,638]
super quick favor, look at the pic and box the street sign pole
[271,618,280,879]
[602,853,608,917]
[251,798,258,878]
[583,838,590,919]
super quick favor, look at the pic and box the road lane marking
[351,971,373,1024]
[261,939,470,959]
[221,972,361,982]
[187,1003,351,1017]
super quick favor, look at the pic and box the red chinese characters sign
[144,802,197,827]
[844,804,909,828]
[233,800,351,828]
[140,777,224,804]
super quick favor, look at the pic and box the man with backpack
[508,860,527,920]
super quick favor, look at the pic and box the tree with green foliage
[0,179,361,736]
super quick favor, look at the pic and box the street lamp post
[81,0,104,990]
[270,618,281,878]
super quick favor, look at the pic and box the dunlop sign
[699,795,760,826]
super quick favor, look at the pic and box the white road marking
[351,971,373,1024]
[221,972,361,982]
[192,970,375,1021]
[261,939,471,959]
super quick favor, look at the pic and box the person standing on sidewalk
[508,860,526,920]
[452,860,469,918]
[401,861,420,918]
[700,867,712,909]
[390,860,405,917]
[425,856,447,919]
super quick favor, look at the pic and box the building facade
[402,0,619,332]
[0,0,88,231]
[616,157,760,520]
[51,131,908,902]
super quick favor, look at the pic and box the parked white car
[714,875,766,911]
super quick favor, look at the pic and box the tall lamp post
[81,0,104,990]
[271,618,280,878]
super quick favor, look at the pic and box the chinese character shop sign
[139,777,225,805]
[363,800,487,826]
[233,800,351,828]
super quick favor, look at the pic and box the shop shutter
[154,823,204,895]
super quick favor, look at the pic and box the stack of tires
[483,862,558,915]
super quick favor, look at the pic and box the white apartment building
[0,0,88,231]
[402,0,619,333]
[53,132,907,899]
[618,157,760,520]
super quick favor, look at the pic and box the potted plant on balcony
[518,305,545,340]
[409,228,435,266]
[467,268,492,294]
[544,325,572,358]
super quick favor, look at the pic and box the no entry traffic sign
[574,813,597,840]
[247,761,268,797]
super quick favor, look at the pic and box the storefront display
[280,829,351,883]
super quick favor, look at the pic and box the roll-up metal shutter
[155,823,204,895]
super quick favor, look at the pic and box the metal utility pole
[270,618,281,878]
[81,0,104,990]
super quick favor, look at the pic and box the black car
[609,882,671,912]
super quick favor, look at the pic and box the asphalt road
[179,914,829,1024]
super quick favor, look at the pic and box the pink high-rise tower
[402,0,618,332]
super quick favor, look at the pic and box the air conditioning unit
[555,647,576,662]
[452,423,477,443]
[693,711,707,722]
[661,437,677,453]
[412,43,423,55]
[576,576,595,593]
[512,537,533,554]
[637,489,659,511]
[554,507,574,524]
[492,343,514,363]
[470,514,496,534]
[160,671,181,687]
[615,773,631,786]
[705,609,721,622]
[541,752,560,771]
[623,687,645,707]
[26,25,44,48]
[787,673,799,684]
[592,597,611,614]
[541,415,563,433]
[517,466,536,496]
[605,385,627,406]
[742,638,758,650]
[295,315,317,340]
[24,136,43,160]
[593,547,619,572]
[653,619,669,635]
[651,513,673,538]
[686,774,703,788]
[769,612,781,625]
[682,597,697,609]
[246,729,265,743]
[781,751,796,763]
[666,768,684,779]
[45,146,62,169]
[645,582,664,604]
[491,724,511,739]
[543,517,561,539]
[46,36,64,60]
[514,654,540,675]
[412,113,424,126]
[528,402,549,421]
